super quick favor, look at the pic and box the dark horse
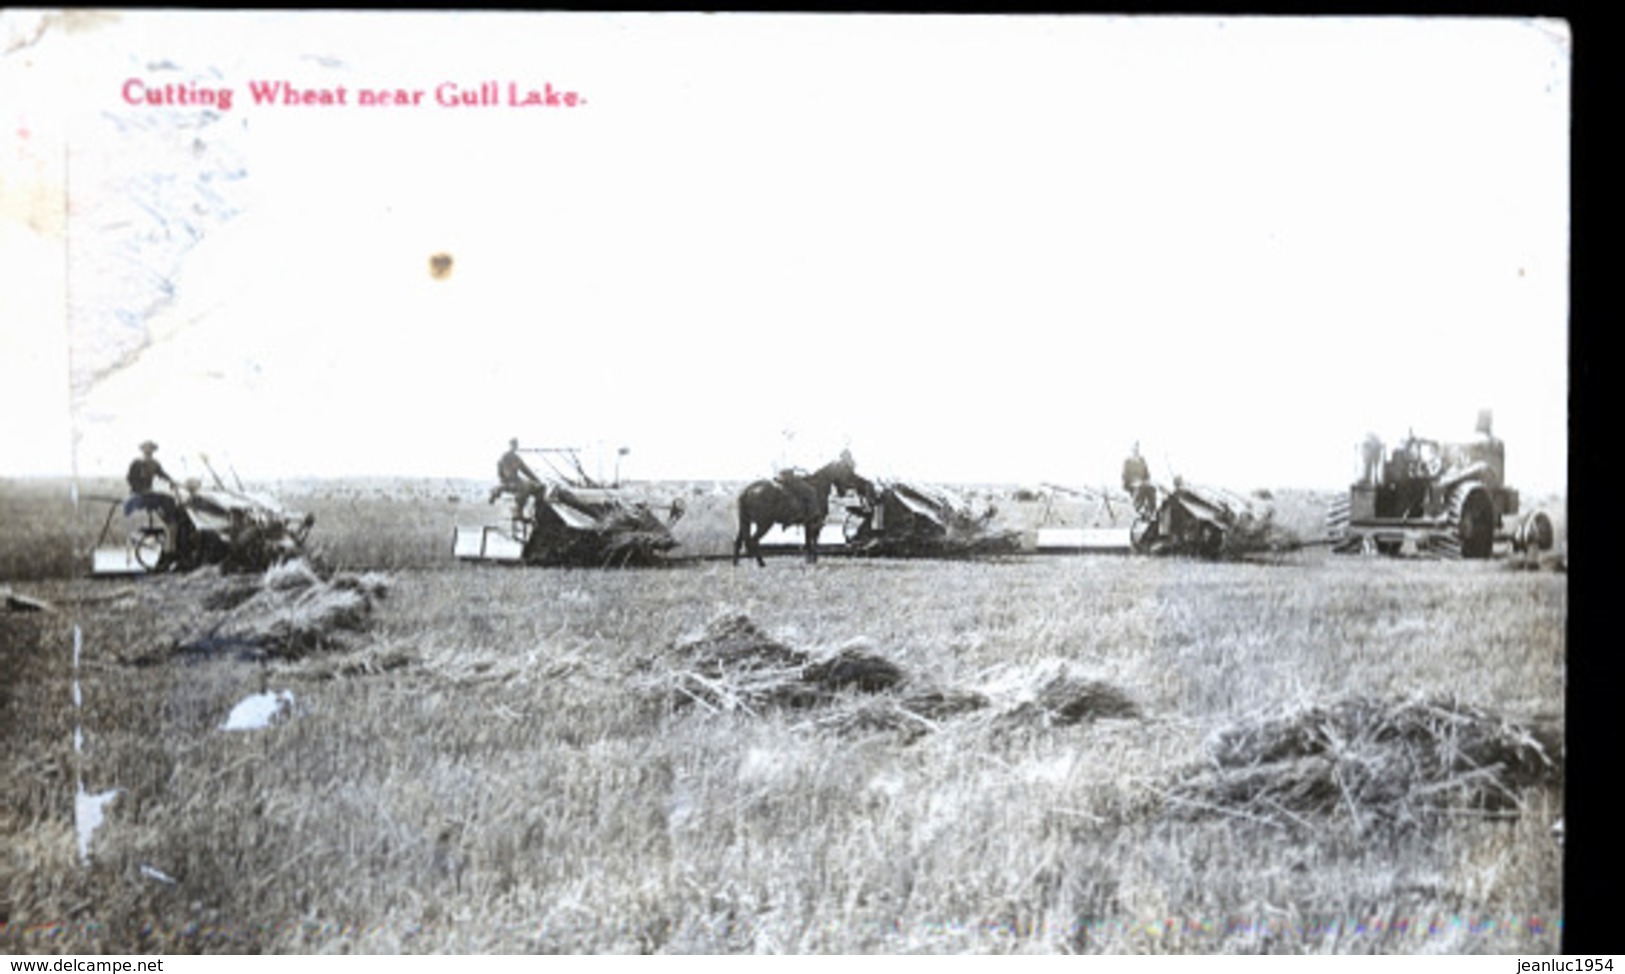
[733,459,873,567]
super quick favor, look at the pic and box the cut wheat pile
[168,559,391,660]
[1169,695,1563,831]
[644,612,1139,741]
[648,613,903,714]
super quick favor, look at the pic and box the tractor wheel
[1514,510,1556,553]
[1455,487,1497,559]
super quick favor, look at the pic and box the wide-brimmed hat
[139,440,158,451]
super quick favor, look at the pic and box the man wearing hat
[126,440,175,496]
[125,441,192,565]
[489,438,545,517]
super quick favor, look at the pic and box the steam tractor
[1325,411,1550,559]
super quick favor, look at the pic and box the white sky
[1,12,1571,492]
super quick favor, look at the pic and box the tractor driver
[124,440,194,559]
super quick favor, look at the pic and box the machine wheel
[1454,487,1497,559]
[842,509,870,544]
[1513,510,1556,553]
[131,528,167,572]
[1129,516,1157,554]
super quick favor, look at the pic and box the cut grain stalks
[1169,695,1562,832]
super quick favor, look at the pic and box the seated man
[489,438,545,517]
[124,440,193,561]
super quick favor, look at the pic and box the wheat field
[1,480,1566,954]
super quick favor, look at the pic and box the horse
[733,459,873,567]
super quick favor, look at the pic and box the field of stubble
[1,479,1566,954]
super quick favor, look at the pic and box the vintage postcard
[1,10,1569,955]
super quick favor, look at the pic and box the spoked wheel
[131,528,167,572]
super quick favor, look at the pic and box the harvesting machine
[454,446,683,567]
[1128,480,1277,557]
[90,476,315,576]
[842,479,1020,557]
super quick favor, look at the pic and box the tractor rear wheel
[1456,488,1496,559]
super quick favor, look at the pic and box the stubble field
[1,478,1567,953]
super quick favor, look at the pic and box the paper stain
[2,9,121,54]
[71,625,104,864]
[71,624,123,864]
[140,863,178,885]
[75,785,120,864]
[221,690,295,731]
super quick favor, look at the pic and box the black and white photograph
[1,10,1570,954]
